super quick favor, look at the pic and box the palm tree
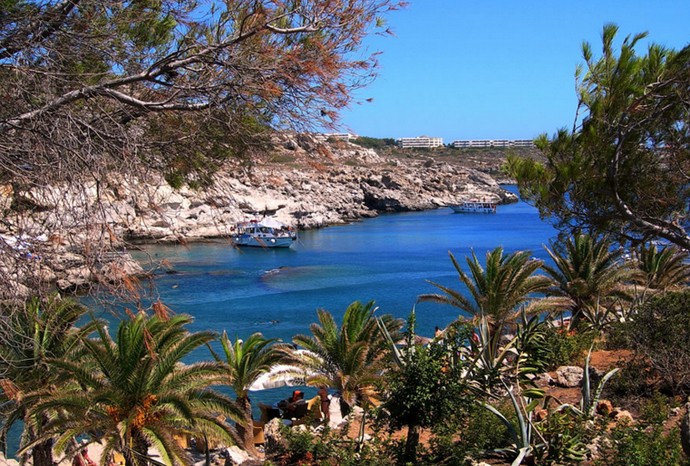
[217,332,287,455]
[0,294,98,466]
[419,247,551,357]
[542,233,633,329]
[27,312,242,466]
[634,243,690,295]
[291,301,402,410]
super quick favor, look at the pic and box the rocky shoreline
[110,136,517,241]
[1,135,518,295]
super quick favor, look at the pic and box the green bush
[596,424,685,466]
[278,425,398,465]
[542,326,597,370]
[605,359,654,400]
[536,408,589,465]
[594,394,686,466]
[164,171,185,189]
[451,402,511,458]
[619,290,690,395]
[350,136,395,149]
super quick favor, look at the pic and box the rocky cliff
[0,134,517,294]
[117,136,516,239]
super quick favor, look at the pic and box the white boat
[231,218,297,248]
[449,201,497,214]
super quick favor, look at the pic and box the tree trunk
[403,424,419,464]
[235,397,257,456]
[25,419,54,466]
[357,408,367,448]
[31,439,54,466]
[123,431,150,466]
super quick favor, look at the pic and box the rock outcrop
[555,366,585,388]
[102,140,515,240]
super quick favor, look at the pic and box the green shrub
[605,359,654,400]
[350,136,396,149]
[451,402,511,458]
[164,171,185,189]
[619,290,690,395]
[278,425,398,465]
[594,394,686,466]
[536,408,589,465]
[542,326,597,369]
[596,424,685,466]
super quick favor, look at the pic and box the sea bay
[129,186,558,346]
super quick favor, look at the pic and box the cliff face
[0,135,517,294]
[117,136,517,240]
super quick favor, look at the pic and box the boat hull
[231,235,295,248]
[450,202,497,214]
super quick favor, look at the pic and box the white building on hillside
[319,132,358,142]
[511,139,536,147]
[451,139,535,148]
[398,136,444,148]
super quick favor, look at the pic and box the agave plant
[481,379,544,466]
[572,345,619,419]
[478,317,549,465]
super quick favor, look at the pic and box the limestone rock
[533,372,554,387]
[556,366,584,387]
[263,418,287,455]
[99,257,145,283]
[0,451,20,466]
[587,435,612,462]
[219,446,250,466]
[614,410,634,424]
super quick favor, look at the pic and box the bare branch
[0,0,80,60]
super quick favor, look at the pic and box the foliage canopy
[506,24,690,249]
[0,0,405,188]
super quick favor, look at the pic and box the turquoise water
[124,185,558,408]
[131,186,557,344]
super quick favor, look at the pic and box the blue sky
[338,0,690,143]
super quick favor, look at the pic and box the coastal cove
[74,185,555,414]
[3,5,690,463]
[127,185,557,353]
